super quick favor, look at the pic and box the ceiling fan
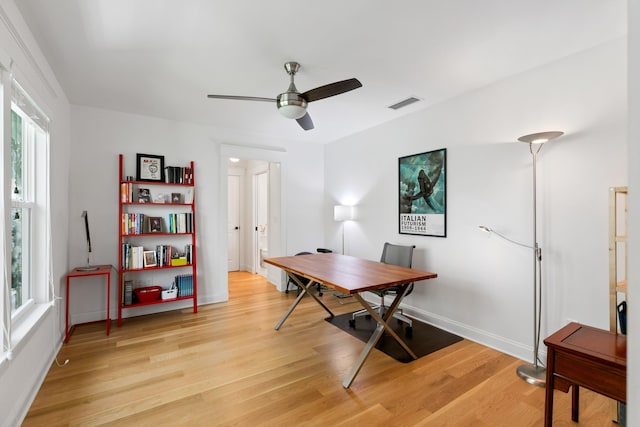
[207,62,362,131]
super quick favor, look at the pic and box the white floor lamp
[334,205,355,254]
[515,130,563,387]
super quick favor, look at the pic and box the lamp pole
[516,131,563,387]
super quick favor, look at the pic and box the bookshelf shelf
[117,154,198,327]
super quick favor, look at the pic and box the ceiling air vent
[388,96,421,110]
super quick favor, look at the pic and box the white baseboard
[403,303,544,363]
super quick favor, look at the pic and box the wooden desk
[65,265,114,343]
[544,322,626,426]
[264,253,437,388]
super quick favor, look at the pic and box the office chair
[285,252,313,294]
[348,242,416,335]
[284,249,333,295]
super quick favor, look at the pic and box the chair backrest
[380,242,415,268]
[380,242,416,296]
[288,252,313,286]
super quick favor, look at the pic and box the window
[8,79,50,323]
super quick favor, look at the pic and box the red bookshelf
[117,154,198,327]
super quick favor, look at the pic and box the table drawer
[554,351,626,402]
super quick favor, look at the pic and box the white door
[227,175,240,271]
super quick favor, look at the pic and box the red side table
[65,265,114,343]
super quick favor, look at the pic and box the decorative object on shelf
[134,286,162,303]
[143,250,157,268]
[136,153,165,182]
[184,188,194,204]
[334,205,355,255]
[137,188,151,203]
[398,148,446,237]
[171,193,183,203]
[147,216,163,233]
[161,284,178,300]
[515,130,563,387]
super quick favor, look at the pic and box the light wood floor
[24,271,616,426]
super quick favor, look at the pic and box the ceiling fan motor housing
[277,92,307,119]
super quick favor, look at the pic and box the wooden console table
[544,322,626,426]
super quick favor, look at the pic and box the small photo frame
[137,188,151,203]
[143,250,157,268]
[147,216,163,233]
[136,153,165,182]
[171,193,183,204]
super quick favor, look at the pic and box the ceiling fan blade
[207,94,276,103]
[296,113,314,131]
[301,78,362,103]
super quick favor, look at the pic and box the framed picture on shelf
[398,148,447,237]
[171,192,183,203]
[147,216,163,233]
[143,250,157,268]
[136,153,165,182]
[137,188,151,203]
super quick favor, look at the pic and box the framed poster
[136,153,165,182]
[398,148,446,237]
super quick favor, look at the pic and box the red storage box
[134,286,162,303]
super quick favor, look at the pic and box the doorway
[219,144,286,299]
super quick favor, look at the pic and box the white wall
[0,2,71,425]
[627,0,638,423]
[325,38,627,362]
[67,106,325,323]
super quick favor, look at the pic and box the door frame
[219,144,287,295]
[253,169,269,277]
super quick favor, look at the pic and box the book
[124,281,133,305]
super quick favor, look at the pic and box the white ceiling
[17,0,626,144]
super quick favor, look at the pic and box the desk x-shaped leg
[274,273,335,331]
[342,283,417,388]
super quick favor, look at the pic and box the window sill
[1,302,53,368]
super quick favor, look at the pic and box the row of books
[175,274,194,297]
[121,243,193,270]
[165,166,193,184]
[168,213,193,234]
[120,182,195,204]
[121,212,193,235]
[123,281,134,305]
[156,244,193,267]
[120,182,136,203]
[121,244,146,270]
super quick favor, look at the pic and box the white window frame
[10,103,38,322]
[1,73,51,357]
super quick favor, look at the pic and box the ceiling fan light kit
[207,61,362,131]
[277,93,307,119]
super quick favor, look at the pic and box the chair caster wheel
[319,292,323,297]
[405,326,413,338]
[348,319,356,328]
